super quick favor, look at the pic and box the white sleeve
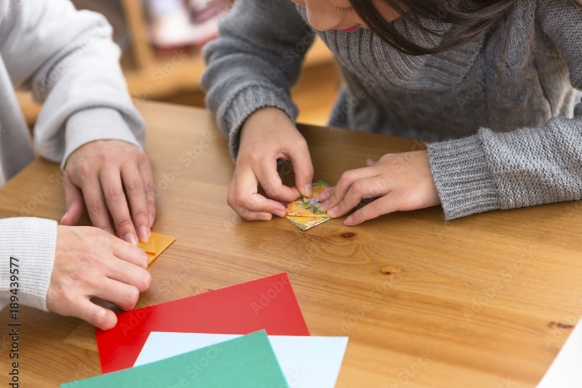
[0,0,145,168]
[0,218,57,311]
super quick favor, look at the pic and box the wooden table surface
[1,101,581,387]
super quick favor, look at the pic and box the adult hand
[46,225,151,330]
[228,107,314,220]
[319,150,440,225]
[61,140,156,245]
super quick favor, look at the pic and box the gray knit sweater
[202,0,582,220]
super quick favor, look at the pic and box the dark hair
[350,0,578,56]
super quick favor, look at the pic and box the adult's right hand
[46,225,151,330]
[228,107,314,220]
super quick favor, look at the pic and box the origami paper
[136,332,349,388]
[142,232,176,265]
[63,331,288,388]
[284,180,331,231]
[95,273,310,373]
[137,237,156,254]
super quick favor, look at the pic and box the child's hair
[351,0,582,56]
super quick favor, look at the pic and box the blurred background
[17,0,341,128]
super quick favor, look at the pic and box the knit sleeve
[0,218,57,312]
[201,0,313,159]
[0,0,145,169]
[427,0,582,220]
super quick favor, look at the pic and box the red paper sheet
[95,273,310,373]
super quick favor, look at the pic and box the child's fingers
[344,193,400,226]
[289,140,314,198]
[255,158,300,202]
[318,187,334,202]
[229,167,287,219]
[320,167,378,212]
[326,176,391,218]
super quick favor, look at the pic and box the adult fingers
[327,176,391,218]
[72,298,118,330]
[121,163,150,243]
[105,255,151,293]
[81,176,115,235]
[100,169,137,245]
[90,277,141,311]
[109,235,149,268]
[61,175,85,226]
[138,154,156,227]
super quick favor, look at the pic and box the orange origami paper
[138,232,176,266]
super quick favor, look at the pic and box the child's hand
[228,107,314,220]
[319,150,441,225]
[61,140,156,245]
[46,225,151,330]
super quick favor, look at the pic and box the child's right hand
[46,225,151,330]
[228,107,314,220]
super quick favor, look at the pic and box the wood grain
[0,101,580,387]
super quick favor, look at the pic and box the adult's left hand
[318,150,441,225]
[61,140,156,245]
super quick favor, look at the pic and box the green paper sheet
[61,331,288,388]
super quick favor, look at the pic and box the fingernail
[320,201,330,212]
[275,210,287,218]
[319,191,331,202]
[138,226,150,243]
[304,184,313,198]
[149,214,155,227]
[344,216,354,225]
[327,207,337,217]
[259,214,273,221]
[125,233,138,245]
[60,212,67,225]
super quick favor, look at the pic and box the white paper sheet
[538,320,582,387]
[135,332,349,388]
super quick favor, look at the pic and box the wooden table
[1,101,581,387]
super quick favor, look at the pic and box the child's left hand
[318,150,441,225]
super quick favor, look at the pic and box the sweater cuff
[428,134,501,220]
[62,107,143,169]
[221,84,298,159]
[0,218,57,311]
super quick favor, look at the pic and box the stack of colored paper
[61,273,349,388]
